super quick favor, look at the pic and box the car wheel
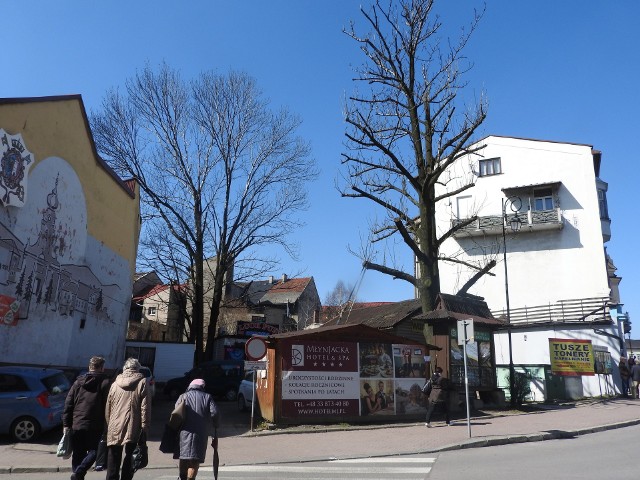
[225,388,237,402]
[10,416,41,442]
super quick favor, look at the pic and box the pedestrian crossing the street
[192,455,437,479]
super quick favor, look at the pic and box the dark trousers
[425,399,450,424]
[71,429,102,475]
[106,442,136,480]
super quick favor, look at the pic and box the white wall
[126,341,195,382]
[436,136,610,313]
[494,325,621,397]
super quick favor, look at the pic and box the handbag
[56,429,72,459]
[159,423,179,454]
[132,430,148,472]
[422,379,432,396]
[169,394,186,430]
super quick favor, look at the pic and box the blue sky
[2,1,638,326]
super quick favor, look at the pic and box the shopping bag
[56,429,72,459]
[132,430,148,472]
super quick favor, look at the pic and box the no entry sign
[245,336,268,361]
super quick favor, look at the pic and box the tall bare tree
[341,0,489,313]
[91,64,317,362]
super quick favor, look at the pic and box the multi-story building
[435,135,625,400]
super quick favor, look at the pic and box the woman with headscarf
[174,378,219,480]
[105,358,150,480]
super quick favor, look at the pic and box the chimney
[282,273,288,283]
[268,276,274,284]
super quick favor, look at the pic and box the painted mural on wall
[0,129,34,208]
[280,339,429,419]
[0,151,129,334]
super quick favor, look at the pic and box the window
[598,188,609,219]
[478,158,501,177]
[533,188,554,211]
[147,306,157,316]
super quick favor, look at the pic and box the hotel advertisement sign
[549,338,595,376]
[280,339,428,418]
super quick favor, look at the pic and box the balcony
[451,208,563,238]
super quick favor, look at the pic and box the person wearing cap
[105,358,150,480]
[174,378,219,480]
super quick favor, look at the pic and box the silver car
[237,371,258,412]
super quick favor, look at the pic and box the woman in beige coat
[105,358,150,480]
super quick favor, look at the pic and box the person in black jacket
[424,366,451,427]
[63,356,110,480]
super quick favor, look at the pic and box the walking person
[62,356,110,480]
[174,378,219,480]
[424,366,451,427]
[631,360,640,399]
[105,358,150,480]
[619,358,631,397]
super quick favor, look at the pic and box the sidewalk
[2,397,640,474]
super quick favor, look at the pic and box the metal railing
[492,296,611,324]
[452,208,562,236]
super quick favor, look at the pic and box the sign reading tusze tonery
[0,129,34,208]
[549,338,595,376]
[281,340,360,417]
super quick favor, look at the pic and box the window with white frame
[147,306,157,316]
[478,158,501,177]
[533,188,554,211]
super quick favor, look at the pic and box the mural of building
[0,96,140,370]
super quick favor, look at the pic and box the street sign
[245,336,268,361]
[457,319,475,345]
[244,360,267,370]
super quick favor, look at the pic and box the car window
[0,374,28,393]
[244,371,254,382]
[41,373,70,394]
[223,365,242,377]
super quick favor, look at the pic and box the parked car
[163,360,243,401]
[139,366,155,400]
[0,366,71,442]
[237,370,259,413]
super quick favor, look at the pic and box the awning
[502,181,562,192]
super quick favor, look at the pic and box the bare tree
[341,0,489,313]
[323,280,360,323]
[91,64,317,362]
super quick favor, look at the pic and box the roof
[322,299,422,329]
[416,293,504,327]
[260,277,312,304]
[266,323,440,350]
[233,277,314,307]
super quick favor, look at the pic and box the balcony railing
[452,208,563,237]
[492,296,611,325]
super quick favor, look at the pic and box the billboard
[280,339,428,418]
[549,338,595,376]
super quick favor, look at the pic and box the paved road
[2,455,437,480]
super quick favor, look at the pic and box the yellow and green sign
[549,338,595,376]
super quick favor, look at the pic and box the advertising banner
[280,339,428,418]
[549,338,595,376]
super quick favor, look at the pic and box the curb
[4,415,638,474]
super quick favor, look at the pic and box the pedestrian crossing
[193,455,436,479]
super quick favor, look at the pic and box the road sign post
[457,319,474,438]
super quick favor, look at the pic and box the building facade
[434,135,624,399]
[0,96,141,370]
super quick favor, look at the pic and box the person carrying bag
[173,379,219,480]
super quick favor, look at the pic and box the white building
[435,135,625,400]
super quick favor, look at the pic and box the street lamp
[502,196,522,406]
